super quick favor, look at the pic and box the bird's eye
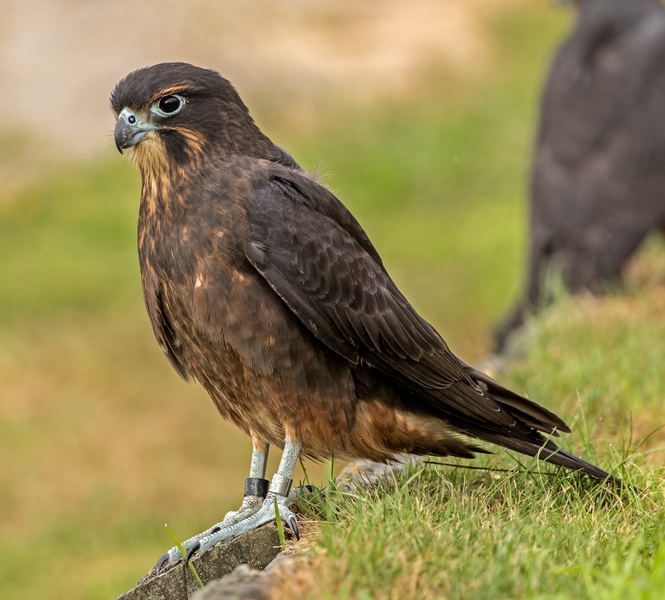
[159,96,182,113]
[151,94,185,117]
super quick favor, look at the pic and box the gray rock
[115,525,282,600]
[191,552,311,600]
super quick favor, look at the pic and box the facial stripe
[146,83,203,106]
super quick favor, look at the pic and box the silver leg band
[269,473,292,497]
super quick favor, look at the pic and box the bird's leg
[155,438,270,572]
[184,438,302,559]
[221,439,270,525]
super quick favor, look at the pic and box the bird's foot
[189,491,299,558]
[154,489,300,573]
[154,494,265,573]
[222,493,265,525]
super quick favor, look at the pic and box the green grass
[0,160,141,323]
[293,464,665,600]
[165,524,204,587]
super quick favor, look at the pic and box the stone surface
[115,525,282,600]
[191,553,311,600]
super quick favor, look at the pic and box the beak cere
[114,109,156,153]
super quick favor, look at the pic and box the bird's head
[111,62,270,174]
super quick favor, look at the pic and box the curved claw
[185,541,201,563]
[287,515,300,540]
[155,552,170,575]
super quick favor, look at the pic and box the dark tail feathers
[488,433,622,487]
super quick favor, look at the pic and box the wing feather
[244,168,573,437]
[246,171,474,391]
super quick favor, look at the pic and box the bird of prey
[111,62,617,571]
[495,0,665,352]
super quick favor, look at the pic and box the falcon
[111,62,617,571]
[495,0,665,352]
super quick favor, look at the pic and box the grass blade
[274,496,286,551]
[164,523,204,588]
[299,457,311,487]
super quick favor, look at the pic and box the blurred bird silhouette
[495,0,665,352]
[111,62,618,572]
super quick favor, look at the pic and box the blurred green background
[0,2,583,598]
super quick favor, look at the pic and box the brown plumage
[111,63,617,496]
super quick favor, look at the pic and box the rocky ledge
[116,525,284,600]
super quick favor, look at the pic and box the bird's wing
[243,169,528,428]
[245,171,461,379]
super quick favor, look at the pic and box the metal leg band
[269,473,292,497]
[244,477,269,498]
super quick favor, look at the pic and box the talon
[185,541,201,563]
[210,525,221,534]
[287,515,300,540]
[155,552,170,574]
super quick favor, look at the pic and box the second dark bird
[111,62,618,571]
[496,0,665,352]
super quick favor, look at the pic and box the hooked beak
[114,108,160,153]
